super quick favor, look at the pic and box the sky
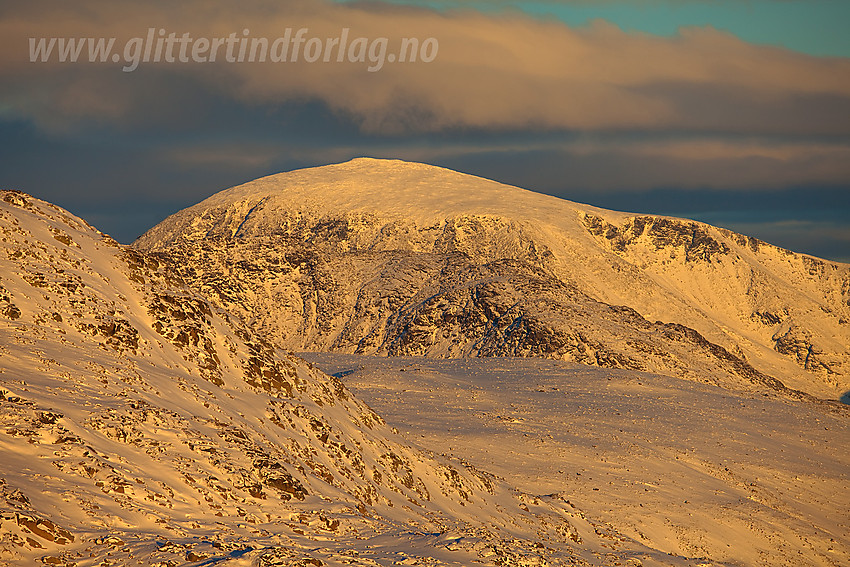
[1,0,848,262]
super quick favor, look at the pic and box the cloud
[336,136,850,192]
[1,0,849,207]
[343,1,793,5]
[160,144,282,170]
[2,0,849,136]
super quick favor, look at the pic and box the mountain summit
[136,158,849,400]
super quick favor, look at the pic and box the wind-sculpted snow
[1,190,714,566]
[135,158,850,400]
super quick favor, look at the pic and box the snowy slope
[135,158,850,400]
[302,353,850,567]
[0,190,711,566]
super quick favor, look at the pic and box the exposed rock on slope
[135,158,850,399]
[1,190,697,566]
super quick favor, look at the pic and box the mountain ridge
[135,158,850,401]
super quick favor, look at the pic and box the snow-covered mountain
[135,158,850,400]
[1,190,703,566]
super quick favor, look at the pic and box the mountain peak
[162,157,598,232]
[135,161,850,400]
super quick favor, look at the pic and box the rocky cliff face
[2,190,686,566]
[135,158,850,400]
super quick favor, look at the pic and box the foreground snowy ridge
[0,191,730,566]
[135,158,850,401]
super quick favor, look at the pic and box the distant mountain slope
[1,190,695,566]
[135,158,850,400]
